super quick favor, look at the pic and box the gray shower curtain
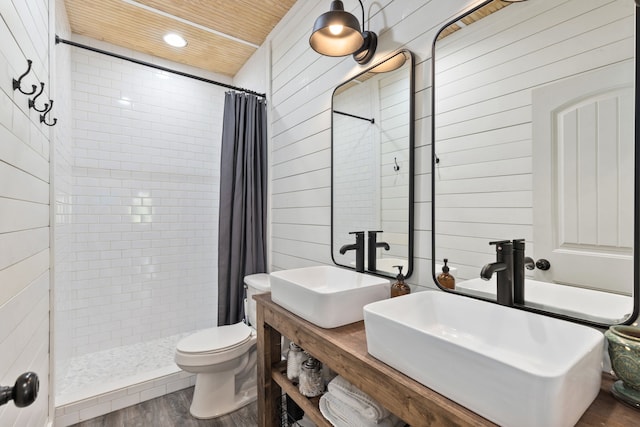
[217,91,268,326]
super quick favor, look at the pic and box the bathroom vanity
[255,293,639,427]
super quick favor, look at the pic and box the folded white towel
[296,413,317,427]
[327,376,390,422]
[319,392,403,427]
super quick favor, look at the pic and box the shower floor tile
[56,332,192,404]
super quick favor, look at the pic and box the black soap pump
[390,265,410,297]
[437,258,455,290]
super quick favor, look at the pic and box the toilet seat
[177,323,252,355]
[175,323,256,368]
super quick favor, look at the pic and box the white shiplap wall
[236,0,487,288]
[0,0,51,425]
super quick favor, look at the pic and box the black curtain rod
[333,110,375,124]
[55,36,266,99]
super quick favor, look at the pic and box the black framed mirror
[431,0,639,326]
[332,50,415,279]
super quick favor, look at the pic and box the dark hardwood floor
[71,387,259,427]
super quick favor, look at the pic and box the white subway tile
[79,401,112,421]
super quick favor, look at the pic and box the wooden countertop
[255,293,639,426]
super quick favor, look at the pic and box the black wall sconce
[309,0,377,65]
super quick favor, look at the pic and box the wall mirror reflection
[432,0,638,325]
[332,50,414,279]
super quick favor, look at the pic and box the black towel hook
[28,82,50,113]
[13,59,37,95]
[39,100,57,127]
[393,157,400,172]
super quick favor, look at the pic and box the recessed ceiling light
[163,33,187,48]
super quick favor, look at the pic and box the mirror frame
[331,49,415,279]
[430,0,639,327]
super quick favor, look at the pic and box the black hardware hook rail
[333,110,375,124]
[12,59,57,126]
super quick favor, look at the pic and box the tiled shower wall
[55,36,227,365]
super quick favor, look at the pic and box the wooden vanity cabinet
[255,293,639,427]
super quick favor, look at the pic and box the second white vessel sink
[270,266,389,328]
[456,277,632,324]
[363,291,604,427]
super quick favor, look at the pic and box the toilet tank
[244,273,271,327]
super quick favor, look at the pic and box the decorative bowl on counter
[605,325,640,409]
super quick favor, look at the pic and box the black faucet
[367,230,390,272]
[512,239,535,305]
[481,239,535,306]
[339,231,365,273]
[480,240,513,306]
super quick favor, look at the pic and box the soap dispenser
[390,265,410,297]
[437,258,455,289]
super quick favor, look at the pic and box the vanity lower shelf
[255,293,640,427]
[271,362,332,427]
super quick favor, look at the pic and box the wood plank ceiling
[437,0,511,41]
[64,0,297,77]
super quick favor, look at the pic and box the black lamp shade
[309,0,364,57]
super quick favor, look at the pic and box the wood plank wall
[0,0,52,425]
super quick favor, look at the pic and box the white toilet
[175,273,271,419]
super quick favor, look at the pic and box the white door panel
[533,60,634,294]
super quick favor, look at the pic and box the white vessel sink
[363,291,604,427]
[270,266,389,328]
